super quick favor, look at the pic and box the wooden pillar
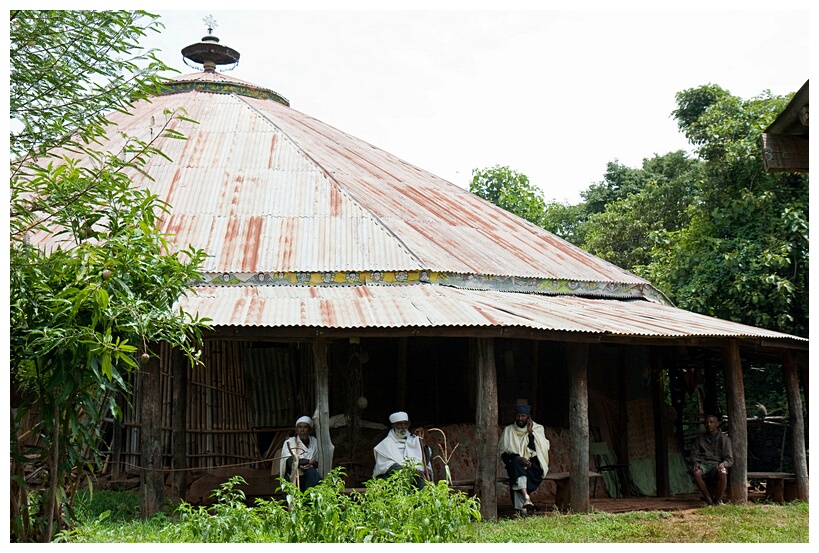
[616,348,631,497]
[567,342,590,513]
[650,350,670,497]
[722,339,747,503]
[170,346,188,502]
[783,351,808,502]
[474,338,498,521]
[312,338,335,477]
[139,348,164,518]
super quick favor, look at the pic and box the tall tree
[10,11,208,542]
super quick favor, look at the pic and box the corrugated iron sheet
[176,284,805,340]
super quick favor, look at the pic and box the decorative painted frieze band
[161,81,290,105]
[196,271,672,305]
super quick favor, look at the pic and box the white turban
[389,411,409,424]
[296,416,314,427]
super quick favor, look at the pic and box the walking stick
[286,441,301,491]
[416,429,431,482]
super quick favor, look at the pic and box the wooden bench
[747,471,797,503]
[453,471,602,511]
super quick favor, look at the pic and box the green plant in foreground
[58,481,806,543]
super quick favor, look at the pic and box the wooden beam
[760,133,809,172]
[783,351,809,502]
[722,340,748,503]
[474,338,498,521]
[170,346,188,502]
[312,339,335,477]
[567,342,590,513]
[204,326,807,352]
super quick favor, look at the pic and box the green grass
[467,502,809,543]
[61,487,809,543]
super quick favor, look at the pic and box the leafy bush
[169,465,480,543]
[73,489,142,523]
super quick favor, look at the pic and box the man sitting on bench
[689,413,733,505]
[499,404,550,514]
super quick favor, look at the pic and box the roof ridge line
[235,94,427,269]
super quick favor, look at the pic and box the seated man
[279,415,321,492]
[499,404,550,514]
[372,411,431,487]
[689,413,733,505]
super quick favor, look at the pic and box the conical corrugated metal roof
[29,33,806,343]
[67,65,656,294]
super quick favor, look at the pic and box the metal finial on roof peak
[181,15,239,73]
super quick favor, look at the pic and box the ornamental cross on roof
[203,14,218,35]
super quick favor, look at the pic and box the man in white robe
[280,415,321,491]
[372,411,430,487]
[499,404,550,513]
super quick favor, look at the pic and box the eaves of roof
[176,283,806,344]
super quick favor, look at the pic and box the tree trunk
[783,351,808,501]
[722,340,747,503]
[312,338,334,477]
[139,349,165,517]
[474,337,498,521]
[567,342,590,513]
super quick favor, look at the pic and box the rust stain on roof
[242,216,263,271]
[267,134,278,169]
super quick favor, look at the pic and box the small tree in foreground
[10,10,209,542]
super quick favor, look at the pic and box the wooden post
[567,342,590,513]
[312,338,334,477]
[650,350,670,497]
[139,347,165,518]
[170,346,188,502]
[474,338,498,521]
[783,351,808,502]
[722,339,747,503]
[111,398,122,480]
[616,348,631,497]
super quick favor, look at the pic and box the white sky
[135,2,810,204]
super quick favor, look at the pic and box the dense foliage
[10,10,208,542]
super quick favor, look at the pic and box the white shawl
[279,435,318,479]
[373,429,425,477]
[499,421,550,473]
